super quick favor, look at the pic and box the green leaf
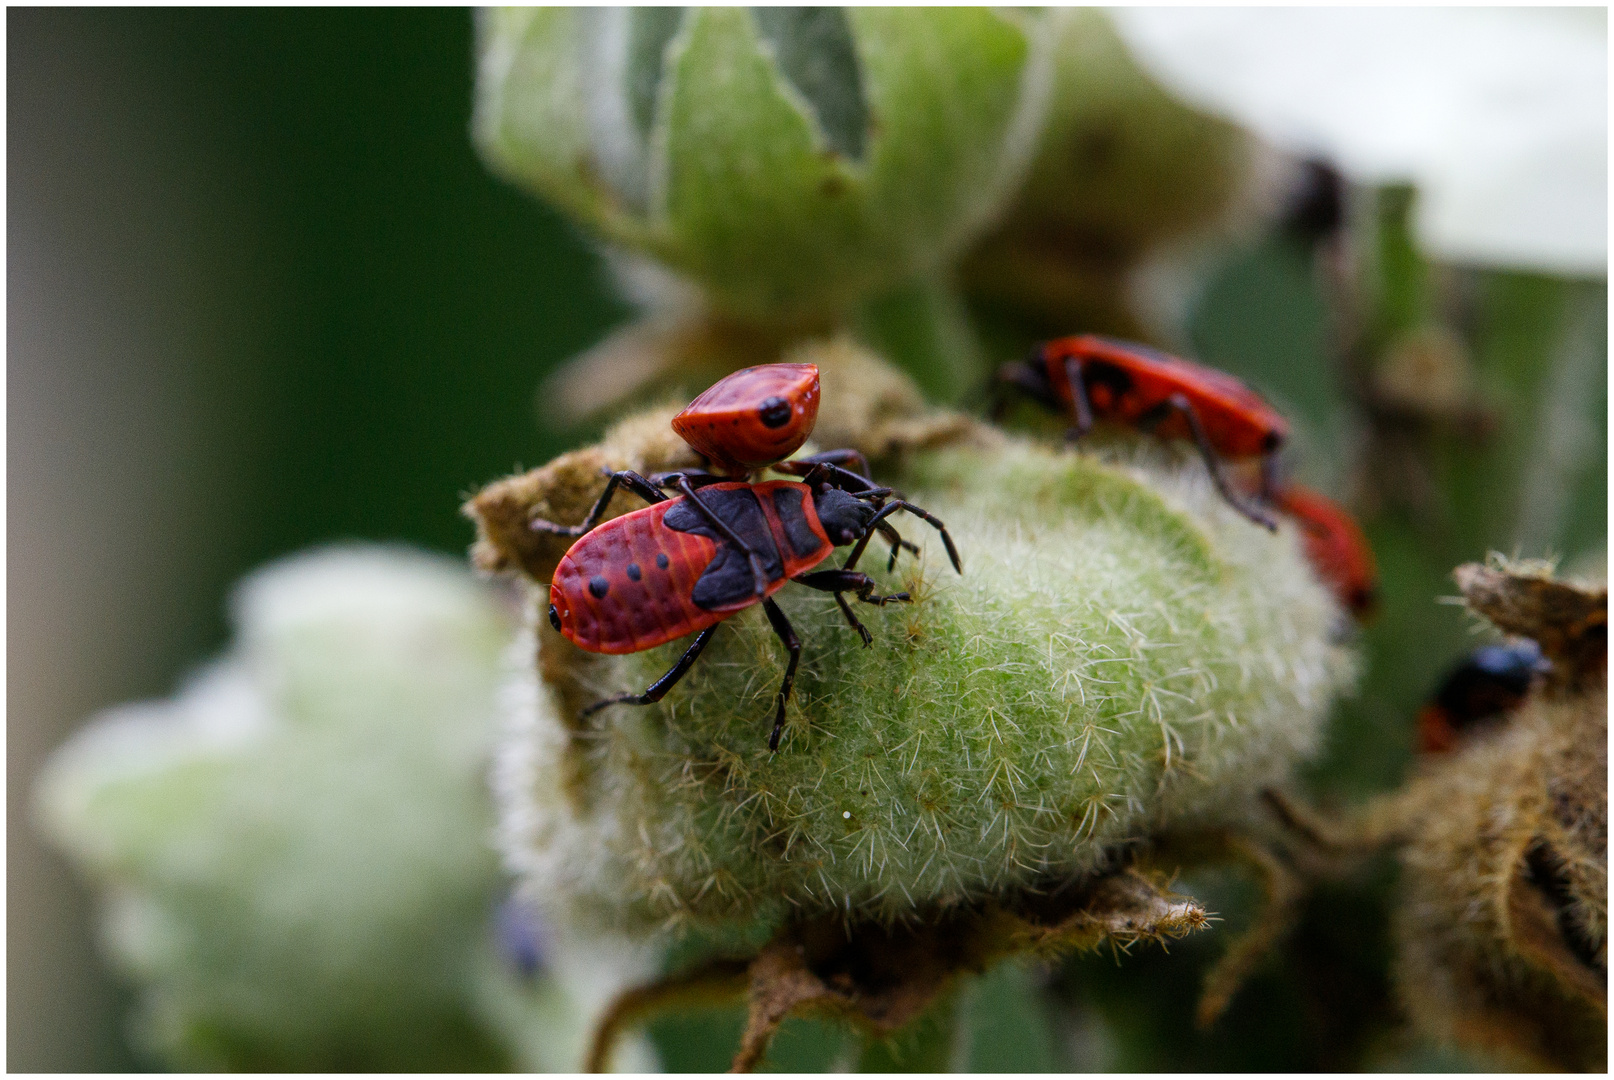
[851,9,1041,266]
[751,7,868,163]
[627,8,685,146]
[477,7,1052,325]
[959,960,1059,1072]
[473,9,648,241]
[655,7,869,316]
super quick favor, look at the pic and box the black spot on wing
[626,563,642,581]
[656,553,670,570]
[588,576,610,599]
[664,487,784,610]
[771,486,824,559]
[759,396,791,428]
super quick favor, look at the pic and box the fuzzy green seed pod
[32,546,634,1071]
[484,355,1354,941]
[474,8,1053,324]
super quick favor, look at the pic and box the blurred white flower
[1111,8,1607,276]
[34,545,651,1071]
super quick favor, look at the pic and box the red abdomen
[672,364,820,474]
[1042,335,1288,459]
[1417,704,1458,754]
[1276,484,1378,617]
[550,481,834,654]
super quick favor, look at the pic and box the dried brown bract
[1272,558,1606,1070]
[1392,680,1606,1070]
[1454,556,1607,692]
[465,407,701,584]
[586,867,1208,1072]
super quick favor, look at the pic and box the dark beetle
[1417,641,1548,754]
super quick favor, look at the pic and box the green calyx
[474,7,1051,323]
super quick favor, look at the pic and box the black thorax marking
[770,486,825,559]
[664,488,785,609]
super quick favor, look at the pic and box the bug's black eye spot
[588,576,610,598]
[656,553,670,570]
[626,563,642,582]
[548,605,562,631]
[759,396,792,428]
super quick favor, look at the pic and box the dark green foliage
[751,8,868,162]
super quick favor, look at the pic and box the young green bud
[474,8,1054,324]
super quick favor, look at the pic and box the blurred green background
[11,8,1603,1072]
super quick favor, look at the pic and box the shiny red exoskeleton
[672,363,820,475]
[534,464,960,751]
[1273,484,1379,619]
[552,480,838,655]
[998,335,1290,529]
[1416,641,1546,754]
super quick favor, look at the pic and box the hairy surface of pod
[496,435,1355,937]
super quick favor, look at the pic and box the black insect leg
[789,448,874,480]
[1258,450,1282,504]
[794,569,912,607]
[578,625,718,719]
[843,499,963,575]
[1148,393,1279,532]
[775,458,879,495]
[529,469,668,536]
[831,593,872,645]
[647,469,728,490]
[666,474,772,599]
[876,522,920,572]
[761,598,802,752]
[992,353,1060,421]
[1063,355,1094,442]
[793,569,912,646]
[893,499,963,573]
